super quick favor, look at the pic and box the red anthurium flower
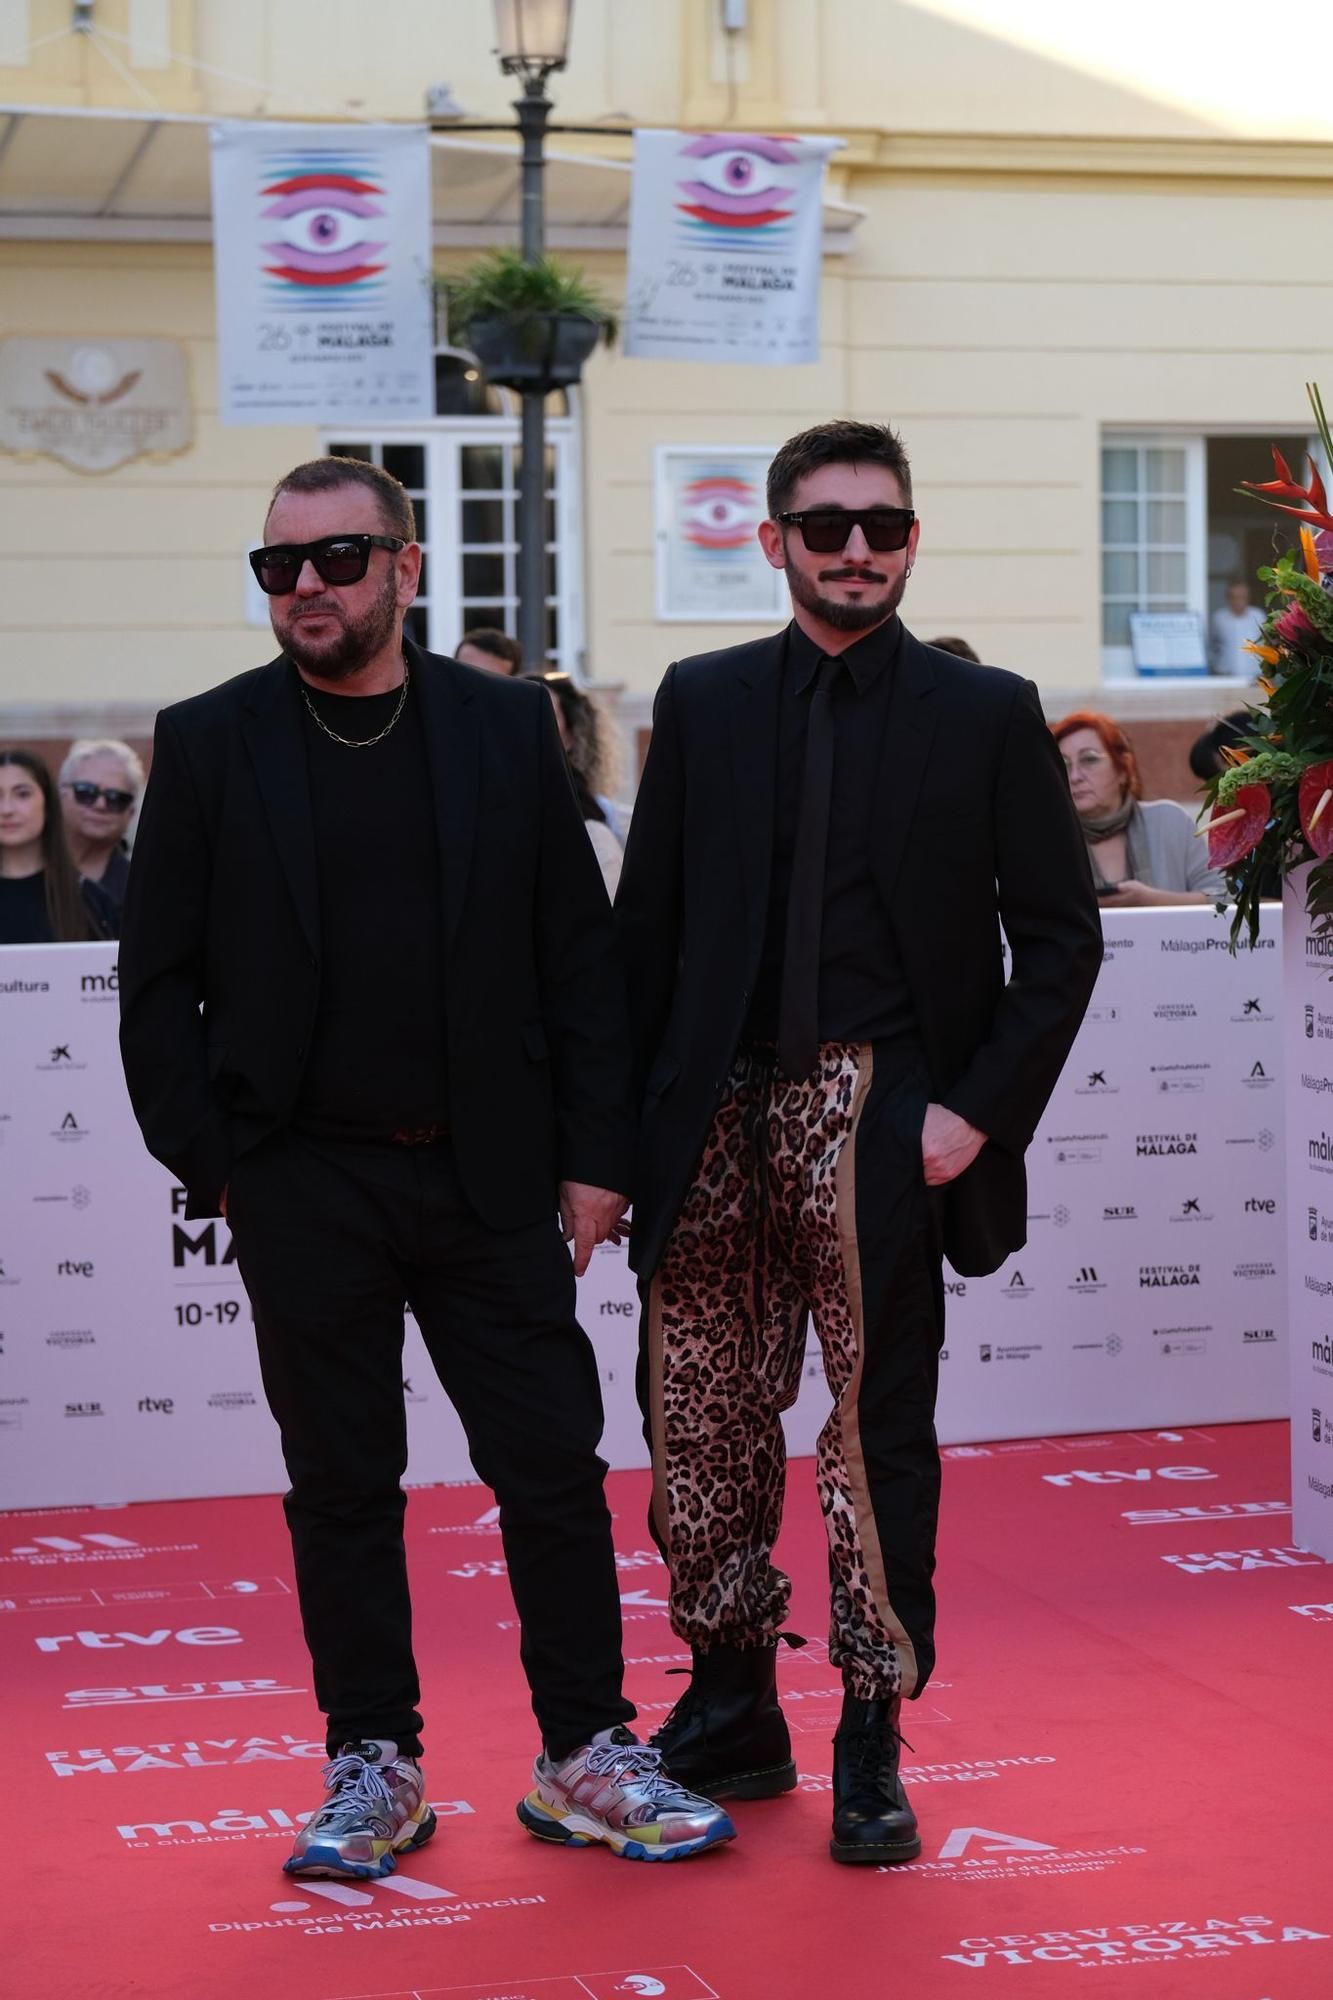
[1207,784,1270,869]
[1240,447,1333,534]
[1300,760,1333,859]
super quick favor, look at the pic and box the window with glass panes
[326,360,580,672]
[1100,437,1204,679]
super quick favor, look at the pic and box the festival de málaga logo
[679,471,763,559]
[674,134,800,248]
[260,151,388,308]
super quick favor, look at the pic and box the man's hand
[920,1104,986,1187]
[559,1181,629,1277]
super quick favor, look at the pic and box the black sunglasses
[774,507,915,555]
[248,533,405,596]
[68,780,135,812]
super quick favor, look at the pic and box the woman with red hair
[1050,711,1224,906]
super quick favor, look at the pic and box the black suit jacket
[615,624,1103,1279]
[119,642,635,1224]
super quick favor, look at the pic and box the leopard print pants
[645,1041,942,1701]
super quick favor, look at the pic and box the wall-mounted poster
[625,129,843,366]
[210,121,433,427]
[655,446,786,623]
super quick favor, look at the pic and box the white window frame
[1100,431,1206,684]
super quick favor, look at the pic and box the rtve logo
[35,1625,241,1653]
[1043,1465,1217,1489]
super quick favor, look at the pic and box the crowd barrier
[0,905,1285,1507]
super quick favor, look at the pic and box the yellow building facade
[4,0,1333,763]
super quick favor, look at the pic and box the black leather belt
[388,1123,450,1146]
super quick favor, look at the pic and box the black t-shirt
[294,672,450,1139]
[0,871,52,944]
[746,618,918,1048]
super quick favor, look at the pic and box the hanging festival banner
[624,129,842,366]
[209,121,434,427]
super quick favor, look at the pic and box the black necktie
[778,654,841,1083]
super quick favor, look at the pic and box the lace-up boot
[829,1693,921,1865]
[650,1641,797,1799]
[516,1725,735,1860]
[283,1739,436,1880]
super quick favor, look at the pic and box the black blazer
[119,643,636,1223]
[615,625,1103,1280]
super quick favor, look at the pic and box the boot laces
[312,1750,398,1833]
[842,1716,913,1788]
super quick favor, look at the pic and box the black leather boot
[650,1641,798,1799]
[829,1693,922,1865]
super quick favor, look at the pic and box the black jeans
[225,1129,634,1761]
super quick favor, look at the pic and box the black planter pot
[463,311,603,393]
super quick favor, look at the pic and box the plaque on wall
[0,338,193,473]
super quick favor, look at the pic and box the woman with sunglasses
[0,748,116,943]
[59,737,145,916]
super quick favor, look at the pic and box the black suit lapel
[727,633,785,974]
[239,658,320,959]
[872,627,939,908]
[414,645,479,953]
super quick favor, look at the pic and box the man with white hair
[60,738,144,914]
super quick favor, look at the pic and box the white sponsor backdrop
[1283,867,1333,1558]
[0,908,1288,1507]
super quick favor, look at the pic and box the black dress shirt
[745,616,918,1050]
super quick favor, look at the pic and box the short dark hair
[458,626,523,673]
[266,456,416,542]
[767,419,912,518]
[928,635,981,663]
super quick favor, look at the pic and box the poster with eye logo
[624,129,843,366]
[654,445,786,620]
[209,122,433,426]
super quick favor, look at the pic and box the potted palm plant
[444,250,618,394]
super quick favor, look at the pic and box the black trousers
[225,1129,634,1761]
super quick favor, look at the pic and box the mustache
[818,566,888,583]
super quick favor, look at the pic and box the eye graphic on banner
[675,133,798,244]
[259,155,388,304]
[678,472,762,552]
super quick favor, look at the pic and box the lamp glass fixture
[492,0,573,77]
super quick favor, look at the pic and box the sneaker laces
[583,1736,690,1804]
[311,1750,398,1834]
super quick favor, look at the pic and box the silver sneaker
[517,1725,736,1861]
[283,1740,436,1880]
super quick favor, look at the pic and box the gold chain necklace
[300,656,410,748]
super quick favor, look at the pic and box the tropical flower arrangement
[1200,383,1333,944]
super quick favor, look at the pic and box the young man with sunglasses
[119,455,735,1878]
[616,419,1102,1865]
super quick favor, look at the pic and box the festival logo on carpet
[258,150,389,309]
[45,1732,325,1776]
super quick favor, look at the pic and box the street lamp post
[493,0,574,672]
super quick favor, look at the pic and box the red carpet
[7,1420,1332,1999]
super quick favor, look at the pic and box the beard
[785,558,906,633]
[273,567,399,681]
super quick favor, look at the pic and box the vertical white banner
[1284,866,1333,1558]
[209,121,434,426]
[624,129,841,366]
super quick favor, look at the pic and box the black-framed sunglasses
[774,507,915,555]
[248,533,405,596]
[68,780,135,812]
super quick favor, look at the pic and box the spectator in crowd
[60,737,144,914]
[1051,710,1225,906]
[531,670,626,895]
[0,748,115,942]
[1188,708,1252,783]
[1209,578,1265,678]
[927,635,980,662]
[456,627,523,676]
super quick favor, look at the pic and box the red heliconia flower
[1239,447,1333,534]
[1208,784,1270,869]
[1300,760,1333,859]
[1275,599,1319,646]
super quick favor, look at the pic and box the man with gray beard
[616,419,1101,1865]
[119,457,735,1880]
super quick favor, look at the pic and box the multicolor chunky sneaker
[283,1740,436,1880]
[516,1725,736,1862]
